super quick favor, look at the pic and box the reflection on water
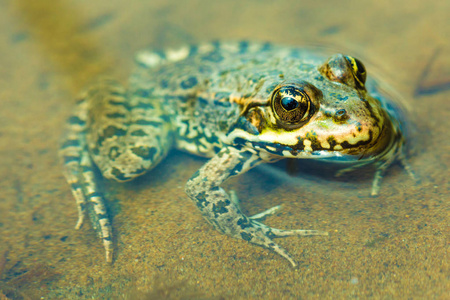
[0,0,448,298]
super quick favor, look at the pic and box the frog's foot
[232,192,327,236]
[186,147,328,267]
[336,149,417,197]
[246,219,328,267]
[232,190,327,236]
[371,146,418,197]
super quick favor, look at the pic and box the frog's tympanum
[60,42,413,267]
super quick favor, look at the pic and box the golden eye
[272,85,312,125]
[344,56,366,88]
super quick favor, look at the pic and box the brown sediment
[0,0,448,299]
[11,0,117,93]
[414,46,450,96]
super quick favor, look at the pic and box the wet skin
[60,41,413,267]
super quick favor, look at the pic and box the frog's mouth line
[227,118,395,162]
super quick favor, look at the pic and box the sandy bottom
[0,0,448,299]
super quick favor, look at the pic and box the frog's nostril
[335,109,347,118]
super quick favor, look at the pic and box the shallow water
[0,0,448,299]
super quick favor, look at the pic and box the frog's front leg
[185,147,327,267]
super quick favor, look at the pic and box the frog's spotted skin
[60,41,413,267]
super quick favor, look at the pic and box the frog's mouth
[228,107,399,162]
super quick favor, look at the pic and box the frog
[59,41,414,267]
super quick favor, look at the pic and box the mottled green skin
[60,41,411,267]
[130,42,398,162]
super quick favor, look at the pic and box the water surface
[0,0,448,298]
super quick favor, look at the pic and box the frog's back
[128,41,331,156]
[131,41,327,99]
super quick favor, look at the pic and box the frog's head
[228,54,397,160]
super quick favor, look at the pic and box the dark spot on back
[134,119,162,126]
[239,41,249,53]
[135,88,152,98]
[211,40,221,48]
[214,91,231,101]
[198,97,209,107]
[261,42,272,51]
[188,45,198,56]
[180,76,198,89]
[160,79,169,88]
[213,99,231,107]
[133,102,154,109]
[160,115,171,123]
[106,112,126,119]
[130,129,147,136]
[202,51,224,63]
[199,65,212,73]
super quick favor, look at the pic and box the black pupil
[281,96,298,111]
[354,58,365,74]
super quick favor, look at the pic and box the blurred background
[0,0,448,298]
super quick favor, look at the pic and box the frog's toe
[246,221,326,267]
[250,207,328,236]
[245,227,298,267]
[249,205,282,221]
[252,219,328,238]
[267,226,328,238]
[398,151,418,182]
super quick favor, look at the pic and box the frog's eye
[345,56,366,88]
[271,85,312,125]
[319,54,367,89]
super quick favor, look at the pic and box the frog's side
[60,41,413,267]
